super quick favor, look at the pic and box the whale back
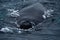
[17,3,46,25]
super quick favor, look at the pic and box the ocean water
[0,0,60,40]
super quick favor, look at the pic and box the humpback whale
[0,3,54,33]
[16,3,47,30]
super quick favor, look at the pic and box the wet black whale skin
[17,3,45,25]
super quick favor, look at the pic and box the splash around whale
[0,3,54,34]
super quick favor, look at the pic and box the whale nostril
[20,21,32,29]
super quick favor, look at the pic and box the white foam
[0,27,22,33]
[0,27,13,33]
[7,9,20,17]
[43,9,54,19]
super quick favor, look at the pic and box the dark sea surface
[0,0,60,40]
